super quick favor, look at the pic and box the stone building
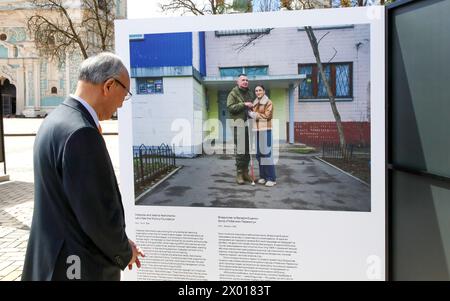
[0,0,126,117]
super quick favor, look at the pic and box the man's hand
[245,102,254,109]
[128,239,145,270]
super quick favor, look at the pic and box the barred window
[299,62,352,101]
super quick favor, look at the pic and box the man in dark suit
[22,53,144,281]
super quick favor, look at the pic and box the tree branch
[160,0,206,15]
[27,0,117,61]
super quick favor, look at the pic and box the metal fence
[321,142,354,160]
[133,144,176,197]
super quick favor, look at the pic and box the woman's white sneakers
[265,181,276,187]
[257,178,276,187]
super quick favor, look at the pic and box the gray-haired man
[22,53,144,281]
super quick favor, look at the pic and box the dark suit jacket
[22,97,132,281]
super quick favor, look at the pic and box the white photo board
[116,6,385,281]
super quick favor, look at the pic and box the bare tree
[279,1,348,148]
[27,0,118,62]
[83,0,116,53]
[282,0,390,148]
[160,0,389,148]
[233,28,274,52]
[159,0,255,15]
[303,25,346,148]
[160,0,347,147]
[159,0,229,15]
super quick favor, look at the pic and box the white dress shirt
[70,94,100,129]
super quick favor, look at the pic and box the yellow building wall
[270,88,287,142]
[206,89,220,141]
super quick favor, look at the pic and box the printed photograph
[129,24,371,211]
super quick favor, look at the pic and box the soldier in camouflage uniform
[227,74,255,185]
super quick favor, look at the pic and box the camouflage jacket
[226,86,255,123]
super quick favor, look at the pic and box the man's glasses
[112,78,133,101]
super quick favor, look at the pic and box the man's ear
[103,78,115,95]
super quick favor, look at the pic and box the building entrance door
[218,91,232,143]
[0,79,16,116]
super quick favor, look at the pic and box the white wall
[132,76,196,156]
[193,79,205,154]
[192,32,200,72]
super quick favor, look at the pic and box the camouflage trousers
[233,127,250,170]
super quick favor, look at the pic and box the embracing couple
[227,74,276,187]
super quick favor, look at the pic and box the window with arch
[98,0,108,11]
[51,87,58,94]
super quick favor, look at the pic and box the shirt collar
[70,94,100,128]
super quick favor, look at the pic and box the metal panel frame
[386,0,450,280]
[0,89,5,174]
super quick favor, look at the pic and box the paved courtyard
[0,181,33,281]
[137,153,371,211]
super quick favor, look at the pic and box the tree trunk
[304,26,347,150]
[59,4,89,59]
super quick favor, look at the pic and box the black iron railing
[133,144,176,197]
[322,142,354,160]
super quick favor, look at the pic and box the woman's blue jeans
[256,129,276,182]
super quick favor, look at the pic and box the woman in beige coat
[248,85,276,187]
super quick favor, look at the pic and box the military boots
[243,169,253,183]
[236,170,245,185]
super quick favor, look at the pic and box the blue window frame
[137,78,164,95]
[299,62,353,101]
[318,65,331,98]
[219,66,268,77]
